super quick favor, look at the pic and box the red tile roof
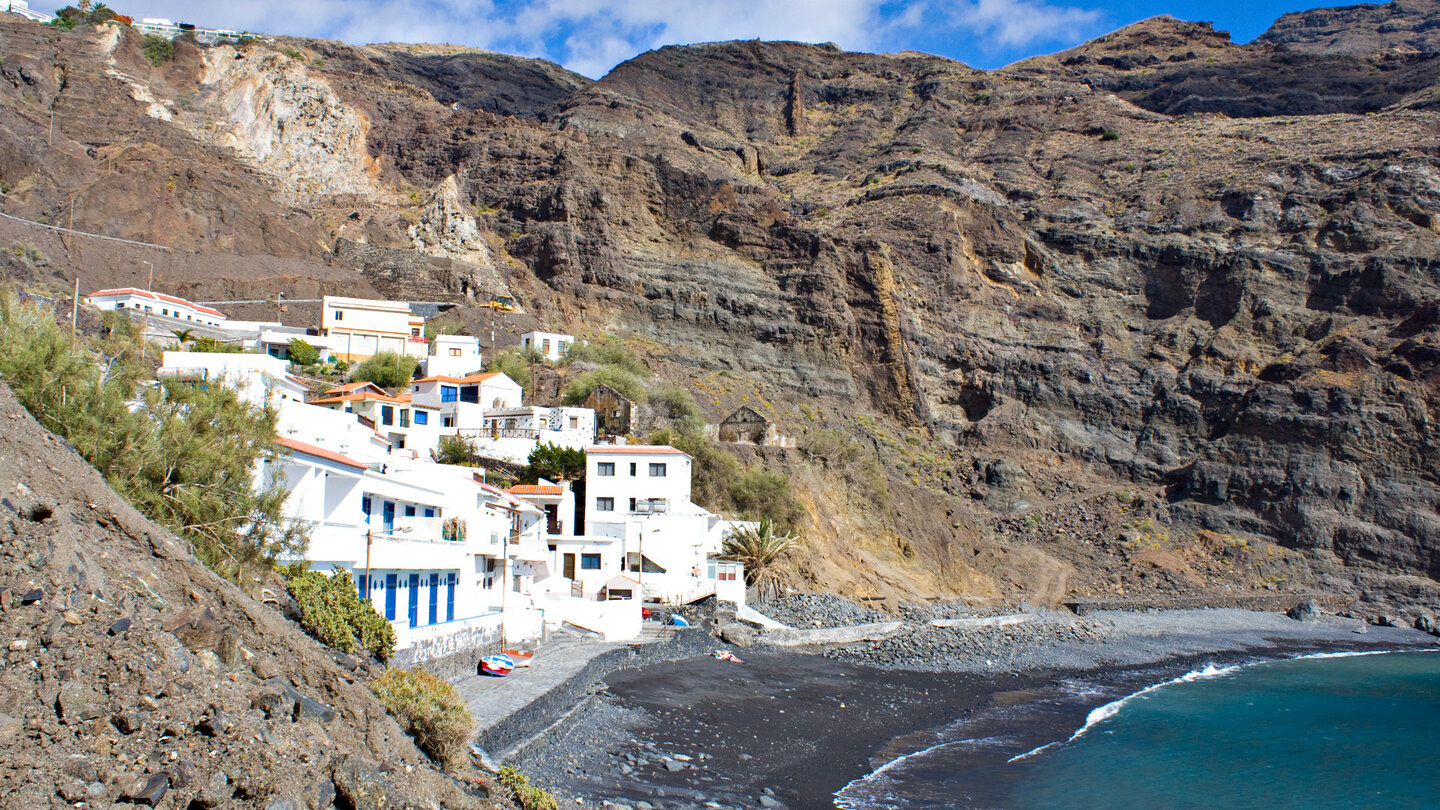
[88,287,225,318]
[414,371,506,384]
[325,381,386,395]
[507,484,564,496]
[275,437,367,470]
[309,391,410,405]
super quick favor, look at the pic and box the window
[460,386,479,404]
[441,386,458,403]
[443,416,454,428]
[630,463,637,476]
[581,554,602,570]
[411,328,421,337]
[381,405,394,426]
[597,462,615,477]
[542,339,551,353]
[424,507,436,518]
[161,309,168,316]
[400,409,411,428]
[596,497,614,512]
[569,416,579,429]
[334,310,343,321]
[414,411,428,425]
[629,498,637,513]
[449,348,461,357]
[361,495,372,524]
[649,463,667,477]
[405,504,417,517]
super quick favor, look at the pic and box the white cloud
[124,0,1102,76]
[946,0,1102,48]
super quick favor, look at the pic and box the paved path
[454,636,624,735]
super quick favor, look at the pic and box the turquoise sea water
[836,651,1440,810]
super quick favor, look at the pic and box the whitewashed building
[88,288,229,327]
[321,296,428,363]
[410,372,523,429]
[466,405,597,464]
[519,331,574,362]
[157,351,309,410]
[584,445,748,606]
[425,335,484,379]
[308,386,443,459]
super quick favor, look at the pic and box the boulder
[1286,599,1321,622]
[120,772,170,806]
[332,754,409,810]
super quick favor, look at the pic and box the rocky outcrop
[1259,0,1440,54]
[198,45,383,200]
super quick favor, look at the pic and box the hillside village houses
[104,288,755,661]
[321,295,428,363]
[519,330,574,362]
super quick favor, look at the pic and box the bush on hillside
[371,668,474,767]
[647,427,805,533]
[287,338,319,367]
[0,292,305,590]
[730,468,807,533]
[350,351,418,390]
[498,767,558,810]
[286,567,394,662]
[647,383,703,432]
[142,35,174,66]
[484,346,539,398]
[563,337,646,376]
[561,367,647,406]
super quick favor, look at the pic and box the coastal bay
[510,608,1439,809]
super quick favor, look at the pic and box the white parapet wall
[390,611,503,666]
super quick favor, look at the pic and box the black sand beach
[510,611,1440,809]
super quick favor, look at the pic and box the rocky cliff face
[2,5,1439,610]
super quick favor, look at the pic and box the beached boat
[502,650,535,668]
[479,654,514,677]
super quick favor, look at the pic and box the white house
[308,387,443,458]
[88,288,229,327]
[410,372,523,430]
[4,1,54,23]
[520,331,573,362]
[251,329,340,364]
[270,439,549,661]
[584,445,747,606]
[425,335,484,379]
[321,295,427,364]
[157,351,309,410]
[466,405,597,464]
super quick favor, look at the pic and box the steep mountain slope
[2,3,1439,611]
[0,382,497,807]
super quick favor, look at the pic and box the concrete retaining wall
[473,628,716,758]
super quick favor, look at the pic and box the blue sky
[126,0,1368,78]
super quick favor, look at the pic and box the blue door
[428,573,439,624]
[384,574,397,620]
[407,573,420,627]
[382,501,395,533]
[357,573,368,601]
[446,574,456,621]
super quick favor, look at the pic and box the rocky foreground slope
[1,2,1438,610]
[0,381,499,808]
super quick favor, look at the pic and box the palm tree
[720,520,798,601]
[171,328,195,348]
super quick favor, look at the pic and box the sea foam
[1007,662,1240,762]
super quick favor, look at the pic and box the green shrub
[142,35,174,66]
[485,347,538,398]
[497,767,558,810]
[798,428,861,467]
[372,668,474,767]
[0,292,304,589]
[287,567,394,662]
[648,383,703,432]
[522,443,585,483]
[563,337,646,376]
[424,316,463,339]
[281,47,303,59]
[350,351,419,390]
[1101,130,1120,141]
[436,434,477,466]
[730,468,806,533]
[561,367,646,405]
[287,338,319,367]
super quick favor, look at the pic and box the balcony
[632,499,669,514]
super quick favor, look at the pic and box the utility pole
[364,529,373,612]
[70,277,79,342]
[143,260,153,291]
